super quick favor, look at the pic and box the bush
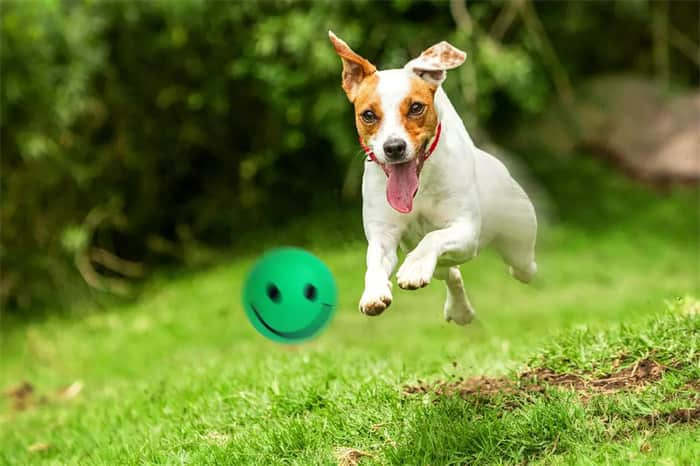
[1,0,697,309]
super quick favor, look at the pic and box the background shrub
[1,0,697,309]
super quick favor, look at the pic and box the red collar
[359,121,442,164]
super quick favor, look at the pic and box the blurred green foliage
[1,0,698,309]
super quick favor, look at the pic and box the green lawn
[1,181,699,464]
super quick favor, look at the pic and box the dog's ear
[404,41,466,86]
[328,31,377,102]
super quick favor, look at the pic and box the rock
[513,75,700,186]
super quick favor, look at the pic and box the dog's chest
[399,211,448,251]
[394,177,460,250]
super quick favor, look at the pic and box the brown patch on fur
[353,73,382,143]
[419,41,467,69]
[399,76,438,152]
[328,31,377,102]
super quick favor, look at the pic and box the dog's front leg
[359,231,400,316]
[396,221,479,290]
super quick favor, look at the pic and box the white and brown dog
[329,31,537,325]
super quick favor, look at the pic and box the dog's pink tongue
[385,159,419,213]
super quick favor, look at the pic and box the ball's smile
[250,303,333,339]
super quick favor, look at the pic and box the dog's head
[329,31,466,213]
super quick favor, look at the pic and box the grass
[1,163,699,464]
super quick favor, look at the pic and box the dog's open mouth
[383,142,428,214]
[385,159,419,213]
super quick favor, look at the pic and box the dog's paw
[359,281,393,316]
[444,299,475,326]
[509,261,537,284]
[396,254,436,290]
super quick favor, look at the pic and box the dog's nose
[383,139,407,161]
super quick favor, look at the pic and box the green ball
[242,248,338,344]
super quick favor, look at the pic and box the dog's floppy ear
[404,41,466,86]
[328,30,377,102]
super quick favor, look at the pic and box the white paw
[444,300,475,325]
[396,254,436,290]
[359,281,393,316]
[443,290,475,325]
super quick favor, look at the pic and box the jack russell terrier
[329,31,538,325]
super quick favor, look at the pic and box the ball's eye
[361,110,377,124]
[303,283,318,302]
[266,283,281,303]
[408,102,425,116]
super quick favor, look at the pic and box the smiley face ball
[242,248,338,344]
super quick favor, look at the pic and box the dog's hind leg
[509,260,537,283]
[495,230,537,284]
[492,189,538,284]
[435,266,475,325]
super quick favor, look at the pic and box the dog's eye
[409,102,425,116]
[361,110,377,124]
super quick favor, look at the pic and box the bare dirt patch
[520,357,669,394]
[2,381,37,411]
[403,358,687,404]
[403,375,517,398]
[3,380,84,412]
[641,406,700,426]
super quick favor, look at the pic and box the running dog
[329,31,538,324]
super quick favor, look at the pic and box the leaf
[335,447,373,466]
[28,442,50,453]
[58,381,83,400]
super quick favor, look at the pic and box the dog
[329,31,538,325]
